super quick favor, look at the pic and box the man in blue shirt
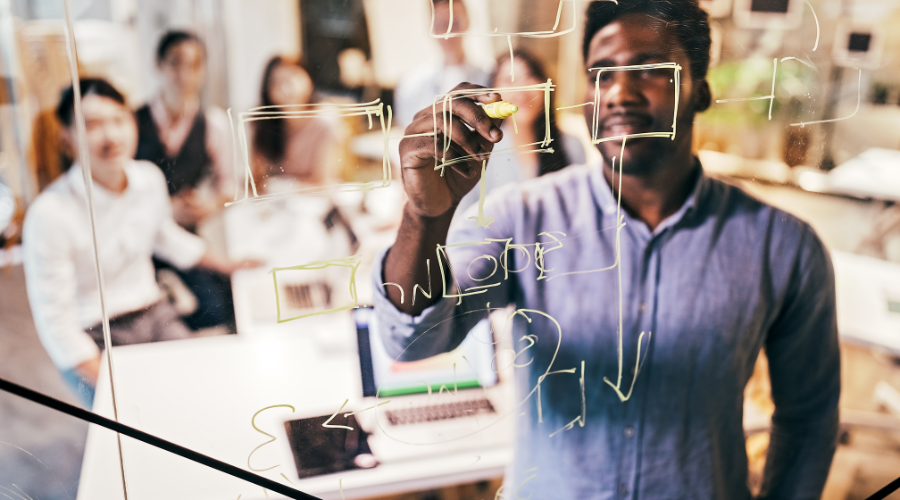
[373,0,840,498]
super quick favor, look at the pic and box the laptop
[352,307,513,462]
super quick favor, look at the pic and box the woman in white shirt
[23,79,251,406]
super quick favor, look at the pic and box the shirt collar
[590,157,707,236]
[150,94,200,128]
[66,160,135,202]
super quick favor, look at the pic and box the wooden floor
[0,263,88,500]
[824,345,900,500]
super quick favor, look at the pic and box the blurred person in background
[393,0,491,126]
[252,56,341,190]
[136,30,236,332]
[23,79,254,406]
[136,30,233,228]
[456,49,586,214]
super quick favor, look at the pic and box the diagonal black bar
[0,376,321,500]
[865,474,900,500]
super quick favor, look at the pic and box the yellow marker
[481,100,518,119]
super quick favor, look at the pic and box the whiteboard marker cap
[482,101,519,119]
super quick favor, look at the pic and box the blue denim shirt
[371,162,840,500]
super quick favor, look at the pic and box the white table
[699,147,900,204]
[832,250,900,355]
[78,186,511,499]
[77,329,511,500]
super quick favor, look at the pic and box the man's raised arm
[385,83,504,316]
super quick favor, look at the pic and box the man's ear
[693,79,712,113]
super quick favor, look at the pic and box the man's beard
[596,137,672,177]
[594,110,696,177]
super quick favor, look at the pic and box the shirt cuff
[49,329,101,371]
[370,245,459,360]
[370,245,456,324]
[160,229,207,270]
[177,234,207,269]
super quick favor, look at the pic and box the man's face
[66,94,137,178]
[583,14,707,175]
[158,41,205,99]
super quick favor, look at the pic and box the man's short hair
[56,78,126,127]
[156,30,205,63]
[582,0,711,80]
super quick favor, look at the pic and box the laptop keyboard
[385,398,496,426]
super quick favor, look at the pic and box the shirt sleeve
[371,188,519,361]
[22,199,100,370]
[205,106,236,200]
[151,170,207,269]
[758,225,841,500]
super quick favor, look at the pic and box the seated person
[135,30,237,331]
[456,49,586,213]
[251,56,341,190]
[23,78,252,406]
[136,30,232,228]
[376,0,839,499]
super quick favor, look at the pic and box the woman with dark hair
[23,78,254,406]
[251,56,340,189]
[456,49,586,213]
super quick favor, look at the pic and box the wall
[222,0,301,114]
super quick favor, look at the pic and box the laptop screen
[354,307,499,398]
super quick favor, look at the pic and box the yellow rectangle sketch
[227,100,392,206]
[430,0,576,38]
[271,255,361,323]
[432,80,555,175]
[588,62,682,144]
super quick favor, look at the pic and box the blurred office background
[2,0,900,499]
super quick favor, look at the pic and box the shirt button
[619,485,628,495]
[624,426,635,437]
[639,303,647,312]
